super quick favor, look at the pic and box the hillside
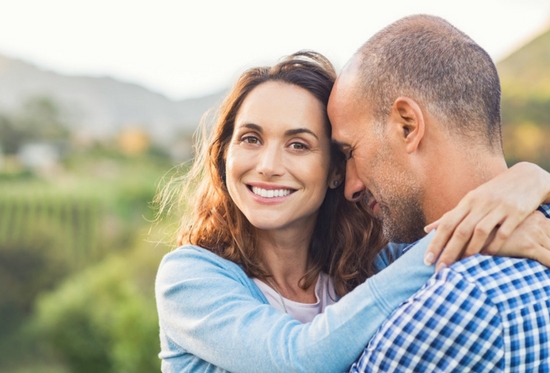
[496,25,550,170]
[497,27,550,97]
[1,27,549,166]
[0,54,225,143]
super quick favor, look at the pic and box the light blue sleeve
[155,232,436,373]
[371,242,408,272]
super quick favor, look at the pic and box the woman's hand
[491,210,550,266]
[423,162,550,271]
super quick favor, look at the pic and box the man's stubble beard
[368,125,428,244]
[375,183,428,244]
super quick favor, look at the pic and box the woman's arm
[155,241,434,373]
[424,162,550,270]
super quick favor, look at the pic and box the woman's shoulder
[159,244,242,271]
[155,244,267,305]
[157,245,251,284]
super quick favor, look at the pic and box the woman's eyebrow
[284,128,319,140]
[238,123,263,132]
[237,124,319,140]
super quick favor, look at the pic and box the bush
[30,244,164,373]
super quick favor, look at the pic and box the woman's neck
[255,227,317,303]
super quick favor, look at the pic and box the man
[328,14,550,371]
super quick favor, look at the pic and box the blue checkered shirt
[349,204,550,372]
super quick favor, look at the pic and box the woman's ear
[388,96,425,154]
[328,161,345,189]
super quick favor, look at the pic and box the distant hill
[0,54,226,144]
[498,27,550,97]
[1,26,549,166]
[496,25,550,170]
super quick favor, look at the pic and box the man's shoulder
[441,203,550,308]
[440,255,550,313]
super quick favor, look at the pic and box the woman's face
[225,81,332,233]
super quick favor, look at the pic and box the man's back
[350,212,550,372]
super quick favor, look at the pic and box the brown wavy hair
[156,51,387,296]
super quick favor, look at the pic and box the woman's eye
[242,136,260,144]
[346,149,354,160]
[290,142,308,150]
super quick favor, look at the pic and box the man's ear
[388,96,425,153]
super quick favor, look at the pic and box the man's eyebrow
[284,128,319,140]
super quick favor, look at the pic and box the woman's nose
[256,144,284,177]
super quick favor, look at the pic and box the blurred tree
[0,238,68,336]
[0,96,69,156]
[0,231,70,369]
[0,113,26,154]
[30,242,163,373]
[16,96,70,142]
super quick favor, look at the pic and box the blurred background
[0,1,549,372]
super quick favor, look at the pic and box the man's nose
[344,159,366,202]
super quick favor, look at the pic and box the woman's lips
[369,199,380,214]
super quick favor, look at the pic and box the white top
[253,272,337,323]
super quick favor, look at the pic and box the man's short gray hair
[355,14,502,151]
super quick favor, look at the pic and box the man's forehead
[330,58,365,113]
[329,62,369,143]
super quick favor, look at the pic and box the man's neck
[422,146,508,224]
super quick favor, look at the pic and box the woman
[155,51,550,373]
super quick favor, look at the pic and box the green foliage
[30,243,164,373]
[0,236,71,372]
[0,150,174,371]
[0,113,27,154]
[501,97,550,126]
[0,184,103,268]
[0,239,69,337]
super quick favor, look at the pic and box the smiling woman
[160,51,384,301]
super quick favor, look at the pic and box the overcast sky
[1,0,549,100]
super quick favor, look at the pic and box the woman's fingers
[479,214,521,256]
[423,219,440,234]
[537,226,550,268]
[432,209,499,270]
[423,163,550,268]
[425,198,492,267]
[490,211,550,267]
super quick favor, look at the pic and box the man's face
[328,64,427,243]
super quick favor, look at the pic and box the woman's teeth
[251,187,292,198]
